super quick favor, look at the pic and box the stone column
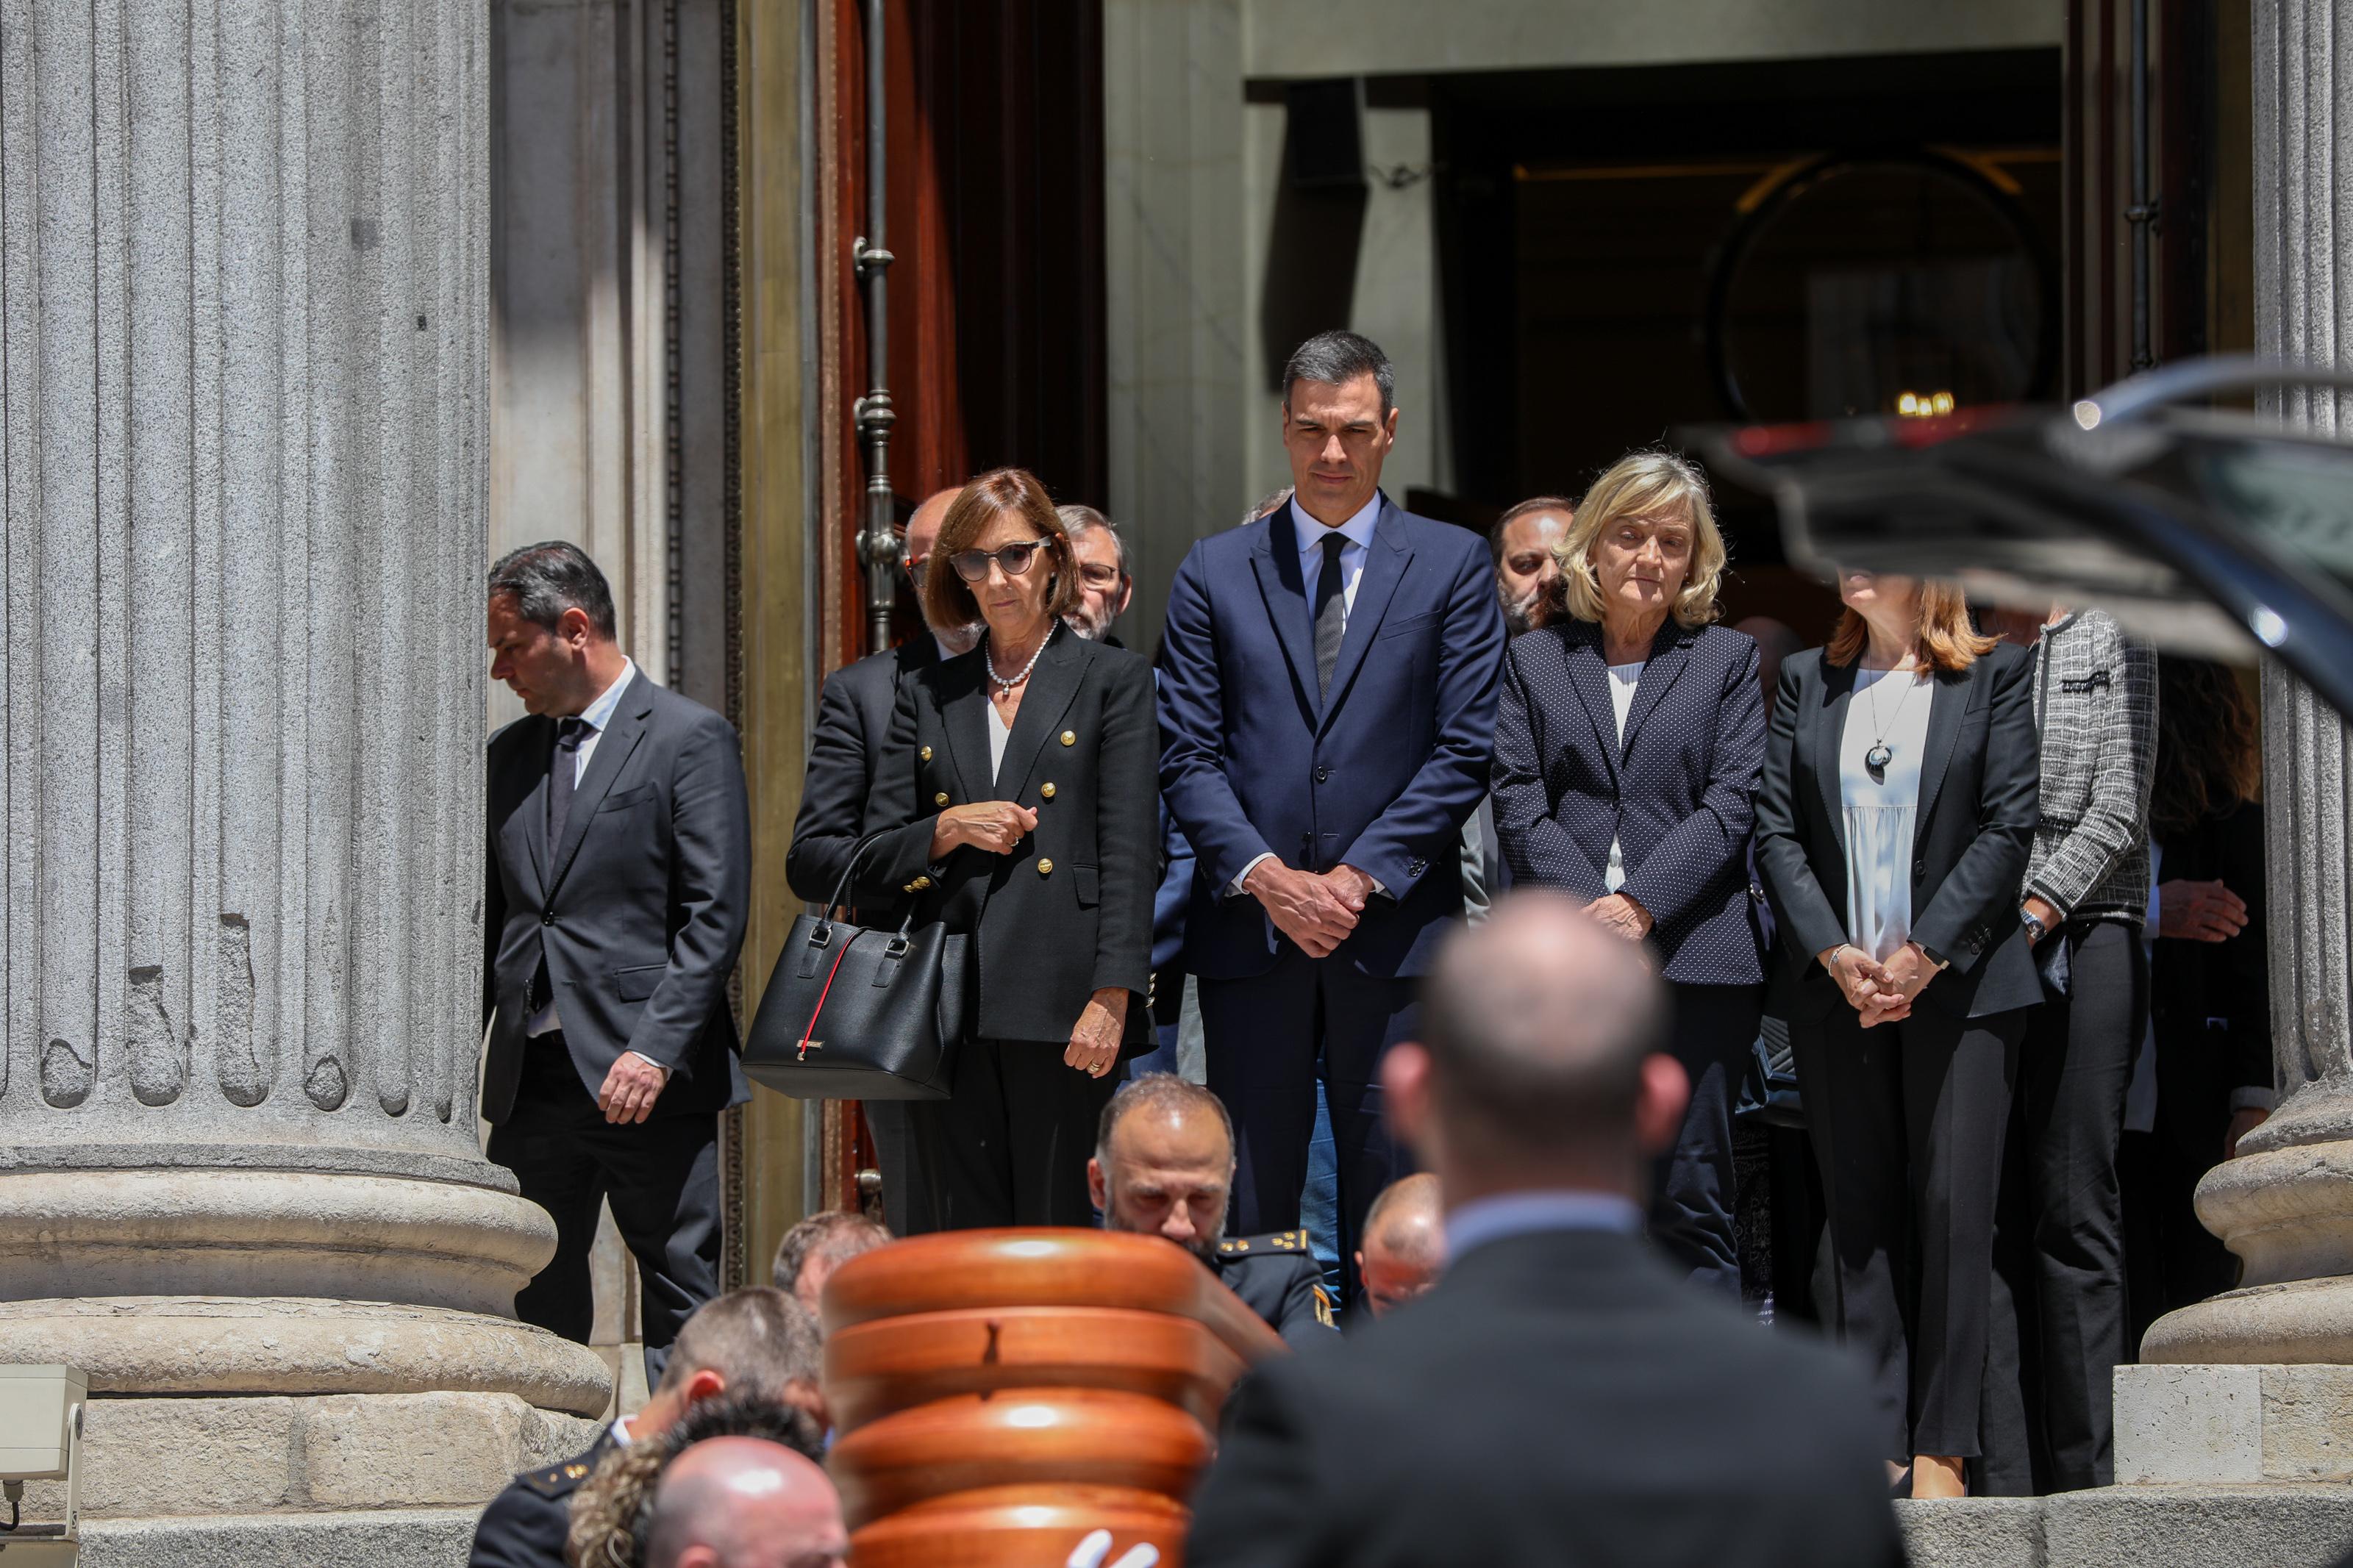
[2121,0,2353,1505]
[0,0,607,1540]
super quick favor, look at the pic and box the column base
[22,1392,601,1524]
[2141,1275,2353,1366]
[0,1298,611,1416]
[2114,1362,2353,1485]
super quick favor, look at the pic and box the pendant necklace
[1862,659,1924,784]
[985,622,1052,697]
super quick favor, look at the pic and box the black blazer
[483,671,752,1123]
[1493,618,1765,986]
[1756,643,2041,1022]
[785,637,940,914]
[854,625,1157,1048]
[1187,1226,1904,1568]
[2153,801,2270,1161]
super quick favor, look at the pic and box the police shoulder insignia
[518,1466,571,1497]
[564,1464,590,1479]
[1220,1229,1310,1256]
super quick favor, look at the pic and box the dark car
[1690,356,2353,718]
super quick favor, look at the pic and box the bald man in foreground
[644,1436,846,1568]
[1354,1173,1443,1317]
[1188,891,1902,1568]
[786,485,971,1235]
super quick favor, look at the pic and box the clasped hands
[929,800,1125,1081]
[1245,859,1374,959]
[1821,941,1936,1026]
[931,799,1039,858]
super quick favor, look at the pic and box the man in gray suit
[483,541,751,1381]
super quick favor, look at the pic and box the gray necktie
[1313,534,1347,698]
[547,716,590,855]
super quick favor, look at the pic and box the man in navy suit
[1157,330,1506,1298]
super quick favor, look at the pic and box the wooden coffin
[821,1228,1287,1567]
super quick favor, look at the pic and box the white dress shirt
[1290,491,1380,618]
[1602,660,1643,892]
[1838,666,1933,962]
[526,659,654,1058]
[1231,494,1387,898]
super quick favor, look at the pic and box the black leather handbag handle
[810,828,923,945]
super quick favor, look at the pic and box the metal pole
[851,0,898,654]
[2127,0,2157,371]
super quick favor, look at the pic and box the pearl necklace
[985,623,1053,696]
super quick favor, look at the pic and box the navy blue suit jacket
[1157,495,1505,981]
[1493,618,1766,987]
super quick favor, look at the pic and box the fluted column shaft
[0,0,604,1415]
[2143,0,2353,1364]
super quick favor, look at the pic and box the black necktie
[547,716,590,855]
[1313,534,1347,698]
[531,717,592,1021]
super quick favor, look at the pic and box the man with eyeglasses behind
[1058,504,1135,647]
[1059,505,1196,1086]
[785,484,976,1236]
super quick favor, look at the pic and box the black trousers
[1199,945,1419,1302]
[1652,982,1766,1295]
[863,1099,937,1236]
[1982,918,2146,1493]
[1793,1001,2025,1461]
[487,1037,721,1388]
[916,1037,1118,1230]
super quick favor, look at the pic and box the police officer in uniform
[1088,1074,1338,1350]
[466,1288,821,1568]
[1211,1225,1336,1347]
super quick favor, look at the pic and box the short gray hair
[655,1286,821,1404]
[1418,892,1667,1158]
[1245,488,1294,526]
[770,1210,891,1293]
[1096,1073,1235,1167]
[1282,330,1394,420]
[1055,504,1128,578]
[488,540,618,640]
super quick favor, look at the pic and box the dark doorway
[1429,47,2063,633]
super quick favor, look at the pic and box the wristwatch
[2019,907,2049,945]
[1912,940,1952,972]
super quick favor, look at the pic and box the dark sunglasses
[949,540,1050,583]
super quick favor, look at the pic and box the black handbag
[743,831,971,1100]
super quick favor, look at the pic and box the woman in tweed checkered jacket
[1979,606,2157,1495]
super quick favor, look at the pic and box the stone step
[1898,1486,2353,1568]
[79,1508,483,1568]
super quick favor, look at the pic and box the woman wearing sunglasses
[853,468,1158,1228]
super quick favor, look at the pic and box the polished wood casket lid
[825,1305,1248,1433]
[821,1227,1286,1367]
[828,1386,1213,1529]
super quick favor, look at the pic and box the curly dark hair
[565,1391,827,1568]
[2151,657,2261,839]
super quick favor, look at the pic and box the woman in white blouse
[1754,570,2040,1499]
